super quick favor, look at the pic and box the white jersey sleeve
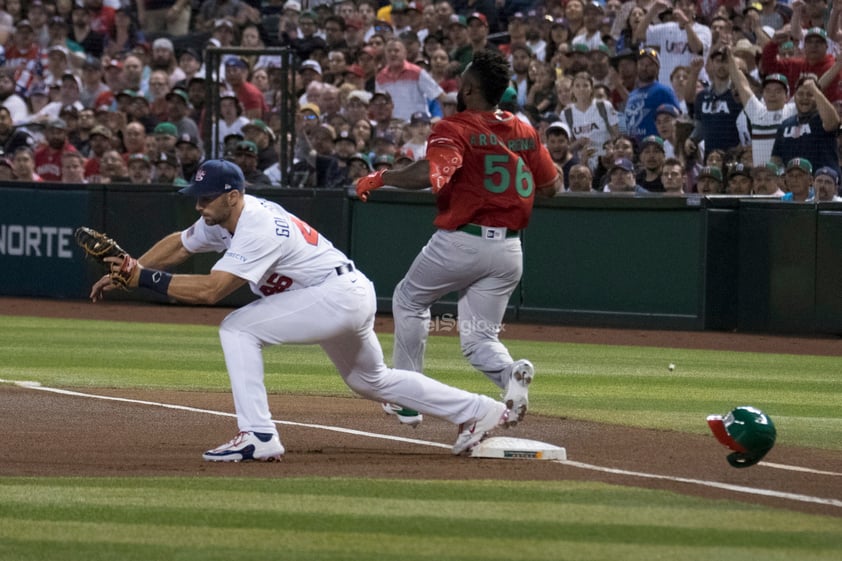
[183,195,351,297]
[181,218,230,254]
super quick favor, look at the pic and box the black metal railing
[202,47,297,187]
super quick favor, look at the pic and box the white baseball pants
[218,268,495,435]
[392,229,523,388]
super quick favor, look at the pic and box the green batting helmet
[706,406,776,468]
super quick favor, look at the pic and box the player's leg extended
[392,230,482,372]
[325,326,496,424]
[320,279,509,453]
[218,286,350,434]
[322,272,475,419]
[457,237,533,424]
[457,236,523,385]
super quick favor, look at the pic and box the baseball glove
[108,254,139,289]
[74,227,128,263]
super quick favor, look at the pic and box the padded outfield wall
[1,182,840,335]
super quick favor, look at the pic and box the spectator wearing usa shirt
[634,0,711,87]
[685,47,743,160]
[772,74,840,174]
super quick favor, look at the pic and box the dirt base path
[2,297,841,517]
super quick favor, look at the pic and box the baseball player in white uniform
[90,160,510,460]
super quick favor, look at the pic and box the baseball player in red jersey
[357,50,560,428]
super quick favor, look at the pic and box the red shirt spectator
[84,156,101,179]
[83,125,113,182]
[85,0,116,36]
[224,58,268,119]
[34,120,78,182]
[761,28,834,98]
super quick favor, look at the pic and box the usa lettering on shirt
[783,123,812,138]
[701,100,732,114]
[664,41,692,54]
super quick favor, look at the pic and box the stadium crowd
[0,0,841,201]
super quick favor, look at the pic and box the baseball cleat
[452,401,509,455]
[502,359,534,427]
[202,431,284,462]
[381,402,423,428]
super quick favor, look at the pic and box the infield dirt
[2,297,840,518]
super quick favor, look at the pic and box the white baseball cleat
[452,401,509,455]
[381,402,423,428]
[502,359,534,427]
[203,431,284,462]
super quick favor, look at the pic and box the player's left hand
[104,254,142,290]
[355,169,386,202]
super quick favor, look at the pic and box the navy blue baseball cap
[179,159,245,197]
[814,166,840,184]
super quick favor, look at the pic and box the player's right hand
[90,274,118,302]
[355,169,386,202]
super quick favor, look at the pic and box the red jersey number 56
[484,154,534,197]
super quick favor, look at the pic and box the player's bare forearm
[381,159,431,190]
[138,232,192,270]
[536,176,562,198]
[164,270,246,305]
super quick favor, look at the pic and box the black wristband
[138,268,173,296]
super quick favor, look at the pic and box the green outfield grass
[1,314,841,560]
[2,316,840,450]
[1,478,841,561]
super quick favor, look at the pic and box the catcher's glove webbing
[74,227,127,263]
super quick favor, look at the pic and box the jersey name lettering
[274,217,290,238]
[507,138,536,151]
[272,215,319,245]
[470,133,500,146]
[469,134,535,152]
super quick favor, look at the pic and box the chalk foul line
[2,379,839,509]
[556,460,842,509]
[0,379,449,449]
